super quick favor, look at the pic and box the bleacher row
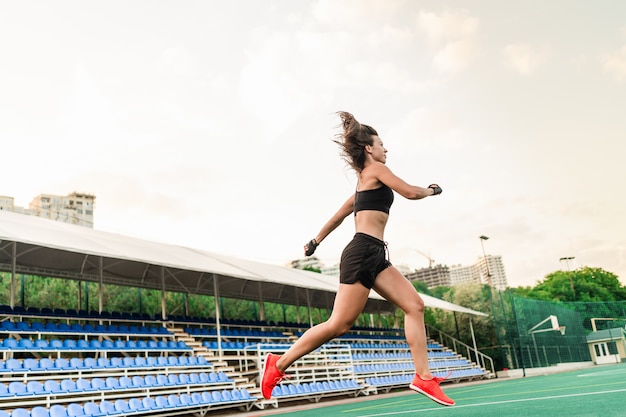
[1,304,492,415]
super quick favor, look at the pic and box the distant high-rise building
[407,256,508,290]
[289,254,508,291]
[1,192,95,228]
[406,265,451,288]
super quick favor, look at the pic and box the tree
[521,267,625,302]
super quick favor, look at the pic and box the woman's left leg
[372,266,431,377]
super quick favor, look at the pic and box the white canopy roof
[0,210,487,317]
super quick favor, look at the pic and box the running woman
[261,111,454,406]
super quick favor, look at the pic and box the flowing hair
[333,111,378,172]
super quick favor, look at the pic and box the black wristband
[305,239,318,256]
[428,184,442,196]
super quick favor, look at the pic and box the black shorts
[339,233,392,289]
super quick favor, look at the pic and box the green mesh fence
[495,295,626,370]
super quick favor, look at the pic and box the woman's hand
[304,239,318,256]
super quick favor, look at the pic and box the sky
[1,1,625,288]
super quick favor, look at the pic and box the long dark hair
[334,111,378,172]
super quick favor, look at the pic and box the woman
[261,111,454,406]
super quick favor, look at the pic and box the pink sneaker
[409,374,455,406]
[261,353,286,399]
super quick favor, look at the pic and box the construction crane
[413,249,435,268]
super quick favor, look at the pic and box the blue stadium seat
[155,395,171,409]
[201,391,214,404]
[0,410,9,417]
[156,374,170,386]
[89,340,102,350]
[69,358,84,369]
[83,402,103,417]
[15,321,30,332]
[0,321,16,331]
[143,375,158,387]
[134,356,147,367]
[142,397,157,411]
[90,378,107,391]
[129,398,147,412]
[3,338,19,349]
[23,358,39,370]
[96,358,111,368]
[0,383,8,397]
[66,403,86,417]
[99,400,116,415]
[43,380,62,394]
[32,406,51,417]
[60,379,79,393]
[26,380,45,394]
[132,375,146,387]
[84,357,97,368]
[76,379,91,392]
[19,339,34,349]
[119,376,133,389]
[104,376,120,390]
[45,322,59,332]
[11,409,30,417]
[55,358,71,370]
[191,392,203,405]
[114,399,130,414]
[8,381,28,396]
[231,389,243,400]
[168,394,183,407]
[211,391,224,402]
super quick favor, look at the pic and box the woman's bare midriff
[354,210,388,241]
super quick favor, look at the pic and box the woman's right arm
[304,194,355,256]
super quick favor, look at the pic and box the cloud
[433,38,477,73]
[602,45,626,82]
[503,42,550,75]
[416,9,479,44]
[416,9,480,73]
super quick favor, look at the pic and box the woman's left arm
[373,162,439,200]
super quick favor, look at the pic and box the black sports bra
[354,184,394,214]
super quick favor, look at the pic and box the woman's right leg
[275,282,370,372]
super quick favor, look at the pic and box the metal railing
[426,324,495,376]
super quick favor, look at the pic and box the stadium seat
[82,402,102,417]
[100,400,116,415]
[191,392,203,404]
[43,379,62,394]
[104,376,120,390]
[84,357,97,368]
[201,391,214,404]
[155,395,171,409]
[8,381,28,396]
[142,397,157,411]
[168,394,183,407]
[32,407,51,417]
[11,409,30,417]
[132,375,146,387]
[90,378,107,391]
[76,379,91,392]
[0,383,9,397]
[129,398,147,412]
[60,379,79,393]
[0,410,9,417]
[26,380,45,394]
[23,357,39,370]
[114,399,130,413]
[66,403,86,417]
[119,376,133,389]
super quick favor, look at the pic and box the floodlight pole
[479,236,493,288]
[559,257,575,293]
